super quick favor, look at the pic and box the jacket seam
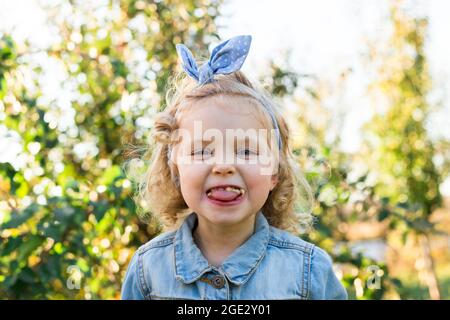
[231,246,267,285]
[137,249,151,299]
[139,236,175,254]
[268,238,313,253]
[304,244,315,299]
[225,231,270,286]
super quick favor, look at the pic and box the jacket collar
[174,211,270,286]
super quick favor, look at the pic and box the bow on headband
[175,35,282,151]
[176,35,252,85]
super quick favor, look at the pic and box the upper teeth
[207,186,245,196]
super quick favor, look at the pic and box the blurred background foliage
[1,0,449,299]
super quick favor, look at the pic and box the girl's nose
[212,163,236,176]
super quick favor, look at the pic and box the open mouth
[206,185,246,204]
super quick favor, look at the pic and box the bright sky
[217,0,450,152]
[1,0,449,194]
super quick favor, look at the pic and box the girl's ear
[270,174,278,191]
[169,156,180,188]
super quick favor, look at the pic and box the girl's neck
[192,213,257,268]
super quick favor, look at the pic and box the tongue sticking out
[208,189,241,201]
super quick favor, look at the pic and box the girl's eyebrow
[235,136,259,145]
[190,136,261,146]
[190,139,214,147]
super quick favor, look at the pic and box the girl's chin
[201,214,252,228]
[197,206,255,226]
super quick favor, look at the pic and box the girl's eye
[190,148,257,159]
[191,148,213,158]
[237,148,258,157]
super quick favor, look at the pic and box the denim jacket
[121,211,348,300]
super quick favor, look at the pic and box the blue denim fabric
[121,211,347,300]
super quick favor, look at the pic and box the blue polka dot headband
[175,35,282,151]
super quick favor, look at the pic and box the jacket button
[211,275,225,289]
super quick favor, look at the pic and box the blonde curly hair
[124,68,315,234]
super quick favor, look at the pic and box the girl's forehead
[176,95,271,129]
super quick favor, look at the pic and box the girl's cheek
[178,164,208,186]
[242,161,270,174]
[240,165,269,188]
[178,161,205,172]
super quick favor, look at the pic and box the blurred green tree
[0,0,222,299]
[362,0,445,299]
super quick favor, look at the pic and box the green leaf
[98,165,122,185]
[378,208,390,221]
[64,180,80,192]
[390,277,403,289]
[0,77,7,100]
[54,206,76,224]
[17,235,44,262]
[401,230,409,245]
[92,199,109,222]
[2,273,18,289]
[111,58,128,78]
[18,267,37,284]
[2,203,40,229]
[38,220,66,242]
[1,236,23,255]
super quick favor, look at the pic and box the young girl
[121,35,347,300]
